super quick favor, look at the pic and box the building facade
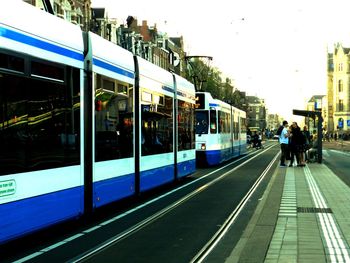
[25,0,90,30]
[24,1,245,110]
[331,44,350,132]
[24,1,185,76]
[246,96,267,131]
[266,114,283,132]
[327,52,334,132]
[306,95,326,134]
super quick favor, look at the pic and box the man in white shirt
[279,120,290,167]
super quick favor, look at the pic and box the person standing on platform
[289,122,300,166]
[279,120,290,167]
[302,125,311,162]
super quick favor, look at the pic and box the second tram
[195,92,247,166]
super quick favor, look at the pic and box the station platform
[225,152,350,262]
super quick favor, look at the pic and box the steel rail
[72,146,276,262]
[190,152,279,263]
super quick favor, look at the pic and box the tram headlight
[201,143,206,150]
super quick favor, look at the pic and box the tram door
[93,73,135,207]
[139,89,175,191]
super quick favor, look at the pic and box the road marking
[279,168,296,217]
[304,165,350,263]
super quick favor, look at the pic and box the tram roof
[197,92,246,116]
[174,75,195,100]
[0,1,84,60]
[90,32,135,82]
[138,56,174,93]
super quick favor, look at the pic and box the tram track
[9,143,279,263]
[190,152,279,263]
[71,144,278,263]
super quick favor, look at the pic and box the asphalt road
[323,141,350,187]
[1,143,280,263]
[79,147,280,263]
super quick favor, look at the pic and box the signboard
[347,120,350,127]
[338,120,344,129]
[0,180,16,197]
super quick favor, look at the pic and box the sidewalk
[226,162,350,263]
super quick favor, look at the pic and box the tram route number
[0,180,16,197]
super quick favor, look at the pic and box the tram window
[218,111,230,134]
[117,83,127,95]
[141,94,173,156]
[228,113,231,133]
[240,117,247,133]
[234,122,239,139]
[95,74,134,161]
[178,100,195,150]
[0,66,80,176]
[0,53,24,73]
[31,61,64,82]
[209,110,217,134]
[142,91,152,103]
[103,79,115,92]
[195,110,208,134]
[195,93,205,109]
[231,115,236,136]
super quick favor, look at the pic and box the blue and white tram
[195,92,247,166]
[0,1,85,244]
[0,1,196,244]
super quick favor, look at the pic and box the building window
[338,63,343,71]
[339,99,344,111]
[75,7,83,26]
[53,2,60,14]
[62,0,72,22]
[338,79,343,92]
[76,15,81,25]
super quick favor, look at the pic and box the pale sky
[92,0,350,121]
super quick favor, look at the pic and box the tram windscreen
[195,110,209,134]
[195,93,205,109]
